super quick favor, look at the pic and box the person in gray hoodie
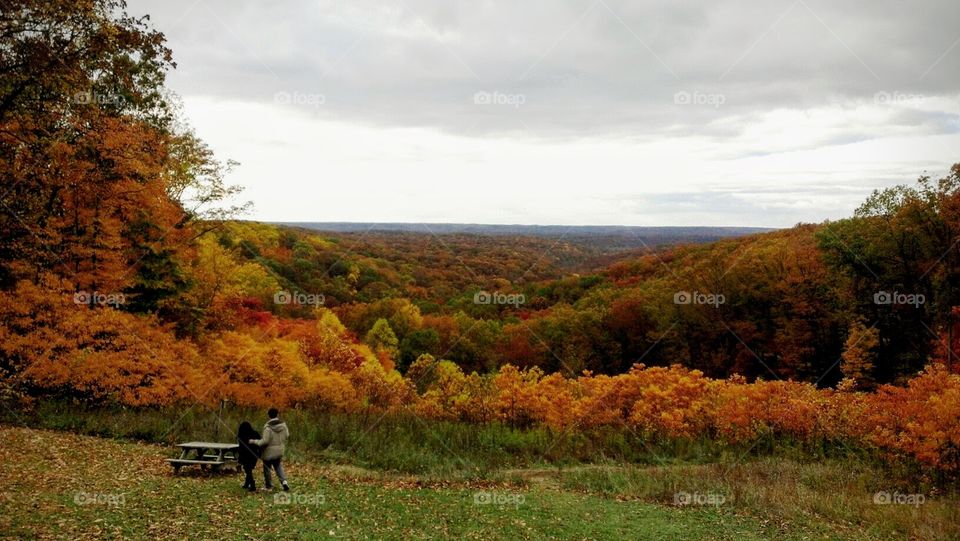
[249,408,290,491]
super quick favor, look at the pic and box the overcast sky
[128,0,960,227]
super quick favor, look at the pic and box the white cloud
[129,0,960,226]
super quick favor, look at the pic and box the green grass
[4,402,959,539]
[548,461,960,540]
[5,400,898,479]
[0,427,881,540]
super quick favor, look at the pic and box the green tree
[817,165,960,382]
[365,318,399,360]
[399,328,440,373]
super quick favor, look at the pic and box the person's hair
[237,421,253,438]
[268,407,279,419]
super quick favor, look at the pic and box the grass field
[1,426,957,540]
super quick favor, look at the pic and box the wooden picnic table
[167,441,240,473]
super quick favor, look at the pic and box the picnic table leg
[212,449,225,472]
[172,448,189,474]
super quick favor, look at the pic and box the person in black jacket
[237,421,261,492]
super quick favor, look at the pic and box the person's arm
[250,428,271,447]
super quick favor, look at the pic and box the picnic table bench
[167,441,240,473]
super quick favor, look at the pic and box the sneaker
[282,482,290,492]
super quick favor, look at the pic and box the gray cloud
[122,0,960,226]
[129,0,960,145]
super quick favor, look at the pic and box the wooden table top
[175,442,240,450]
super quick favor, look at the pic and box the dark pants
[242,463,256,490]
[263,458,287,488]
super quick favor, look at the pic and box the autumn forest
[2,2,960,538]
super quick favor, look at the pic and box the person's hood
[265,419,287,433]
[238,423,258,440]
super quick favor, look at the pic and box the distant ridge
[277,222,773,236]
[274,222,776,248]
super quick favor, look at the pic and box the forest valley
[1,0,960,479]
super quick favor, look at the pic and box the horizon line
[262,220,783,230]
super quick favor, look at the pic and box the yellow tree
[841,319,879,390]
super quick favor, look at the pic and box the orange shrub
[854,366,960,470]
[1,281,206,406]
[4,281,960,473]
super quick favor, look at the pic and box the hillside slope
[3,426,942,540]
